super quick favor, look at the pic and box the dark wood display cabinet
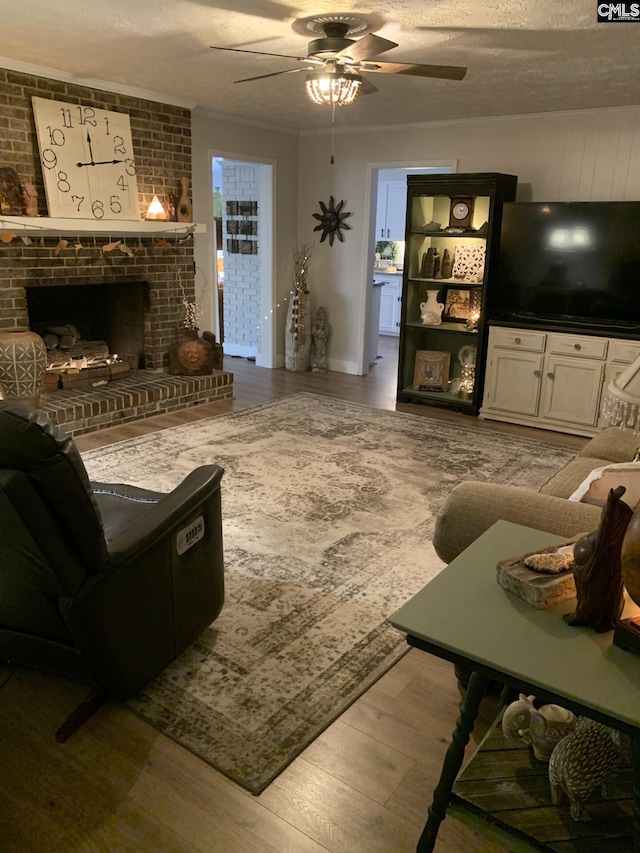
[397,173,517,414]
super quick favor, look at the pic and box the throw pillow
[568,462,640,509]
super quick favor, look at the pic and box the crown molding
[0,57,198,109]
[299,103,640,137]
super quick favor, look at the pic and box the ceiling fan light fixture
[305,70,363,106]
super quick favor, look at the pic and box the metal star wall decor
[312,197,352,246]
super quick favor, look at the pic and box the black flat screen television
[491,201,640,334]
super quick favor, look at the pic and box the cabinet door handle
[514,337,521,344]
[574,343,581,350]
[380,228,384,238]
[386,228,390,238]
[533,370,541,377]
[547,372,555,380]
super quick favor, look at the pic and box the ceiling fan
[210,15,467,107]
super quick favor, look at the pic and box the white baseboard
[223,343,257,358]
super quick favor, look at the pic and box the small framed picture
[441,285,471,323]
[413,350,451,391]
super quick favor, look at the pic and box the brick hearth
[38,369,233,437]
[0,69,236,434]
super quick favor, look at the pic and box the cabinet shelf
[409,277,482,286]
[397,173,518,415]
[410,230,486,238]
[406,321,478,334]
[0,215,206,236]
[399,387,475,407]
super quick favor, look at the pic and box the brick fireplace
[0,68,233,434]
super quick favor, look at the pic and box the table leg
[416,670,491,853]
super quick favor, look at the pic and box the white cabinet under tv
[480,325,640,436]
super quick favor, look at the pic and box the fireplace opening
[26,281,149,370]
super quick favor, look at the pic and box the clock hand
[86,131,95,164]
[76,159,126,167]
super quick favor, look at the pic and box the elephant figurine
[548,717,630,820]
[502,693,576,762]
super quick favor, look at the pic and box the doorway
[211,156,275,367]
[363,161,456,376]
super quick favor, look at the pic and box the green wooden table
[389,520,640,853]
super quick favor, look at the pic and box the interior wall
[297,106,640,374]
[191,112,299,365]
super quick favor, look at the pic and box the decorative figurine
[22,182,38,217]
[549,717,628,820]
[177,177,193,222]
[564,485,633,632]
[421,247,435,278]
[502,693,576,762]
[432,248,441,278]
[441,248,453,279]
[164,194,176,222]
[310,306,329,372]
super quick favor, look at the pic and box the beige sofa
[433,426,640,565]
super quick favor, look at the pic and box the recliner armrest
[100,465,224,563]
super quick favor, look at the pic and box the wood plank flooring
[0,338,586,853]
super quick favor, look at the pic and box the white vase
[420,290,444,326]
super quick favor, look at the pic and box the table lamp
[602,354,640,653]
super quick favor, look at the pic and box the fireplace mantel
[0,216,206,237]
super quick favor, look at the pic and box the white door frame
[358,159,458,376]
[204,149,277,369]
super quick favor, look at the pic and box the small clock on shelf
[448,197,475,229]
[31,96,140,221]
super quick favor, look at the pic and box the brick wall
[0,68,197,369]
[222,161,260,355]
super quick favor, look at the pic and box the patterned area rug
[81,393,575,794]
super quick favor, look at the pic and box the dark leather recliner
[0,402,224,738]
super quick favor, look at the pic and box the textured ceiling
[1,0,639,131]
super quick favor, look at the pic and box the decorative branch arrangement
[290,242,312,339]
[177,267,213,331]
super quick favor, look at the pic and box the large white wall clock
[31,97,140,221]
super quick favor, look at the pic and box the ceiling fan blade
[359,75,380,96]
[233,66,311,84]
[334,33,398,62]
[364,61,467,81]
[210,45,308,62]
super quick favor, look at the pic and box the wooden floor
[0,338,586,853]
